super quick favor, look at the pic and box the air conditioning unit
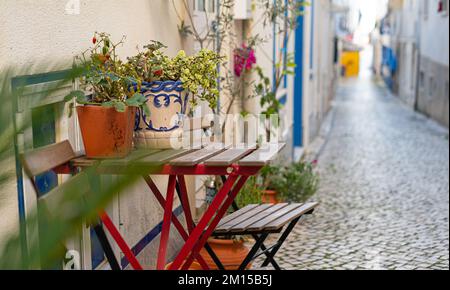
[234,0,252,20]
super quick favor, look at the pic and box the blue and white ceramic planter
[134,80,190,149]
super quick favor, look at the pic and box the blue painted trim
[283,0,289,89]
[141,80,184,93]
[279,93,288,106]
[120,206,184,269]
[272,0,277,91]
[216,0,221,114]
[294,1,305,148]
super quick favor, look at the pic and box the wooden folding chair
[20,140,122,270]
[211,201,319,270]
[199,175,319,271]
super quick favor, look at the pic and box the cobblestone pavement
[253,77,449,270]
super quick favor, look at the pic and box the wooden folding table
[70,143,286,270]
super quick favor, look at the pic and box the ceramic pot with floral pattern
[134,80,190,149]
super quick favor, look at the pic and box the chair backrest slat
[21,140,76,177]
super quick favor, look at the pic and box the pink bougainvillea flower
[234,44,257,77]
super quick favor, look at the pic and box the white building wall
[417,0,449,127]
[302,0,336,148]
[384,0,448,126]
[419,0,449,66]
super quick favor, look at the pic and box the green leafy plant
[275,162,319,203]
[235,176,263,208]
[66,32,147,113]
[127,44,222,110]
[259,165,284,191]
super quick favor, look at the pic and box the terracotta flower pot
[77,105,136,158]
[134,80,190,149]
[262,189,279,204]
[199,238,251,270]
[165,261,203,270]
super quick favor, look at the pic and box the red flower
[92,37,97,44]
[153,69,163,77]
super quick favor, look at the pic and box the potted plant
[200,176,262,270]
[66,32,147,158]
[259,165,284,204]
[276,161,320,203]
[129,43,221,149]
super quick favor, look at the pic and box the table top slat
[135,149,197,166]
[229,203,289,232]
[170,144,230,166]
[238,143,286,166]
[71,150,161,168]
[264,202,319,231]
[204,146,257,166]
[70,157,100,168]
[215,204,273,233]
[101,149,161,167]
[246,203,304,231]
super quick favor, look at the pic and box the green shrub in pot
[276,162,319,203]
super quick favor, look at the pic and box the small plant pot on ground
[261,189,279,204]
[199,238,251,270]
[77,105,136,158]
[165,261,202,270]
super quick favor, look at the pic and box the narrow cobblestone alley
[256,76,450,270]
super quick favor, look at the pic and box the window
[194,0,215,13]
[439,0,449,15]
[32,105,58,197]
[429,76,434,96]
[420,71,425,88]
[445,81,449,97]
[91,227,107,269]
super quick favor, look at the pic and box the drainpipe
[414,3,421,111]
[216,0,221,114]
[293,1,306,153]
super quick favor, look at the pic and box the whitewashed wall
[419,0,449,67]
[303,0,336,148]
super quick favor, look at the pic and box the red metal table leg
[168,175,239,270]
[99,211,143,270]
[177,175,195,233]
[156,175,177,270]
[181,176,249,270]
[143,176,210,270]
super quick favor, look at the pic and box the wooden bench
[209,202,319,270]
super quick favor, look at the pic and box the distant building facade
[381,0,449,127]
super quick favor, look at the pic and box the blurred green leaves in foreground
[0,64,146,269]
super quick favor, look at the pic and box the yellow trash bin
[340,51,360,77]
